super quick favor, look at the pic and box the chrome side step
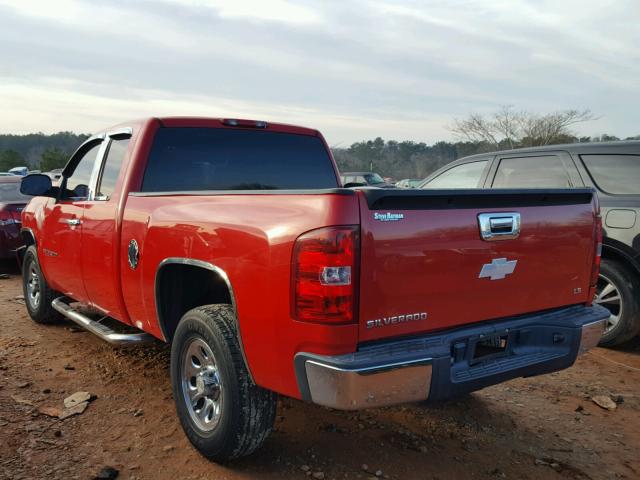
[52,297,155,346]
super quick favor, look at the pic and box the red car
[19,117,608,461]
[0,176,31,260]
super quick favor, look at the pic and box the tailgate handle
[478,213,520,241]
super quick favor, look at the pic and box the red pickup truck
[19,117,608,461]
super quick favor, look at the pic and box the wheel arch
[20,227,37,246]
[17,228,37,264]
[154,257,253,379]
[601,239,640,278]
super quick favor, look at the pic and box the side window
[562,157,583,186]
[492,155,570,188]
[581,154,640,194]
[423,161,487,189]
[65,142,102,200]
[96,138,129,200]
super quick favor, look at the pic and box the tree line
[334,107,638,179]
[1,108,638,179]
[0,131,89,172]
[333,134,637,180]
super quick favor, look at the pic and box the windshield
[364,173,385,185]
[0,182,31,202]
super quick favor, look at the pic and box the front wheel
[22,246,61,324]
[170,305,277,462]
[595,258,640,347]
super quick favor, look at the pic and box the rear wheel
[595,258,640,347]
[22,246,61,324]
[170,305,277,462]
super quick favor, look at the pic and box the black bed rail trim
[129,188,355,197]
[361,188,595,210]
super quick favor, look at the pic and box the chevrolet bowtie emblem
[478,258,517,280]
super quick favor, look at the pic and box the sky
[0,0,639,145]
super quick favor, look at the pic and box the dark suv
[421,141,640,346]
[340,171,395,188]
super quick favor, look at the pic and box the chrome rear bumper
[578,318,606,355]
[303,359,433,410]
[295,305,608,410]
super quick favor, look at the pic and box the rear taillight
[292,226,358,324]
[588,214,603,304]
[591,214,603,286]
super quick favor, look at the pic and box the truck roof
[105,117,320,137]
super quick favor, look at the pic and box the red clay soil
[1,268,639,480]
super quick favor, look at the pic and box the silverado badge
[366,312,427,329]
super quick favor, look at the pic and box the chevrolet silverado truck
[19,117,609,461]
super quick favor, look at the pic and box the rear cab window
[581,154,640,195]
[140,128,338,192]
[96,138,129,200]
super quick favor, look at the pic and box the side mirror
[20,174,54,197]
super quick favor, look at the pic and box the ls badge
[479,258,517,280]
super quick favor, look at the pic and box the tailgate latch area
[478,212,521,241]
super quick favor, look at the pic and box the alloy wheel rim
[27,264,41,309]
[181,337,223,432]
[594,273,623,334]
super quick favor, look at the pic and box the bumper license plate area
[470,333,511,364]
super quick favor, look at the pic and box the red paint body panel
[119,192,360,397]
[81,201,129,319]
[358,198,597,342]
[20,116,599,401]
[37,200,88,300]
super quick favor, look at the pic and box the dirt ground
[1,264,639,480]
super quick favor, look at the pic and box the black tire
[597,258,640,347]
[170,305,277,462]
[22,246,62,324]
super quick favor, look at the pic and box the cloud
[0,0,637,143]
[169,0,324,25]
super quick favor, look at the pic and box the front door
[81,132,131,321]
[39,139,104,302]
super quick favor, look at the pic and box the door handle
[65,218,82,226]
[478,213,520,241]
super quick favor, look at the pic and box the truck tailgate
[357,189,597,342]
